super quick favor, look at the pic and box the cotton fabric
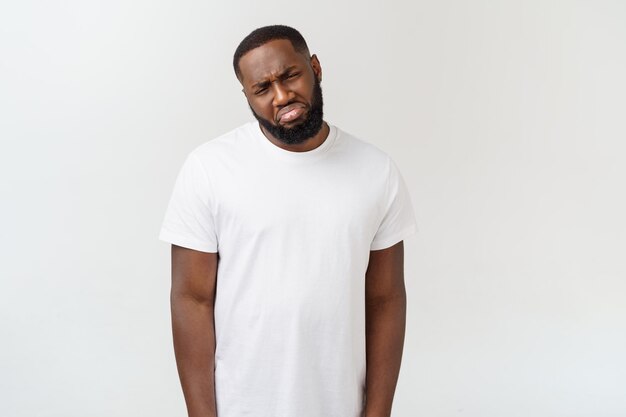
[159,121,417,417]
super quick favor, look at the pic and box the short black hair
[233,25,310,80]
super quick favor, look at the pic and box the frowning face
[237,39,324,145]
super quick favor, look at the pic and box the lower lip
[279,107,305,123]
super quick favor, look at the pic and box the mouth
[276,103,307,125]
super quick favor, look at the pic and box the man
[159,25,417,417]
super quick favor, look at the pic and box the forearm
[364,292,407,417]
[171,294,218,417]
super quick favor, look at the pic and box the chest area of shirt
[211,162,384,241]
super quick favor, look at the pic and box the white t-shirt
[159,121,417,417]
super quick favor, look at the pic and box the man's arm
[364,240,407,417]
[170,244,219,417]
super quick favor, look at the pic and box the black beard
[249,78,324,145]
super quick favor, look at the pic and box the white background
[1,1,625,416]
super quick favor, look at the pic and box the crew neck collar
[250,121,338,162]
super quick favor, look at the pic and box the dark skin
[237,39,330,152]
[170,246,219,417]
[170,39,407,417]
[364,241,407,417]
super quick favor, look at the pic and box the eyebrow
[251,66,298,90]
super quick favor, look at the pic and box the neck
[260,121,330,153]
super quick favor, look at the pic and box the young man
[160,25,417,417]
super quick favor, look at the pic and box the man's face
[238,39,324,145]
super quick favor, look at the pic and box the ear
[239,78,248,97]
[310,54,322,83]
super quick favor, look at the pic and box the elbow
[170,289,216,308]
[366,289,406,309]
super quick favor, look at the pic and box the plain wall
[1,1,625,416]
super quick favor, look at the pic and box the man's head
[233,25,324,145]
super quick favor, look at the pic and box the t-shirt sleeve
[158,152,218,253]
[370,157,418,251]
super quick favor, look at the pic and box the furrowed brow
[251,66,298,89]
[253,80,271,90]
[277,66,298,78]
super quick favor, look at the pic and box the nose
[272,82,293,107]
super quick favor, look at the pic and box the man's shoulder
[333,125,392,167]
[189,122,255,161]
